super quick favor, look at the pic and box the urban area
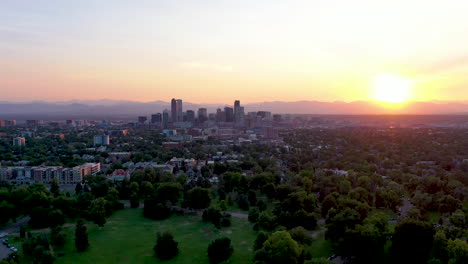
[0,99,467,264]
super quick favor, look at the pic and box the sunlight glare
[372,74,412,103]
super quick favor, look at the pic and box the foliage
[75,220,89,252]
[153,232,179,260]
[254,231,302,264]
[207,237,234,264]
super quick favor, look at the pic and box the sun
[372,74,412,103]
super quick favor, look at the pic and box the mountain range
[1,100,468,120]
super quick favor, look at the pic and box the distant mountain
[1,100,468,120]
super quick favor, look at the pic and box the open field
[54,208,257,264]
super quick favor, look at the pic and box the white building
[13,137,26,146]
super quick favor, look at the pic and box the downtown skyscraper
[171,98,183,122]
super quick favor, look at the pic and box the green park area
[53,208,256,264]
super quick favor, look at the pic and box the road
[0,216,30,260]
[398,196,414,219]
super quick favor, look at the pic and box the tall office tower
[151,113,162,123]
[234,100,240,108]
[234,100,245,126]
[171,98,183,122]
[224,107,234,122]
[273,114,283,122]
[186,110,195,123]
[162,110,170,128]
[171,98,177,122]
[138,116,147,123]
[257,111,272,121]
[13,137,26,146]
[197,108,208,123]
[216,108,226,122]
[176,99,183,122]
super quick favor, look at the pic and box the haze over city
[1,1,468,264]
[2,0,468,107]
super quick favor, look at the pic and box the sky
[1,0,468,104]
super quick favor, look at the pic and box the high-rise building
[171,98,177,122]
[176,99,183,122]
[151,113,162,123]
[94,135,110,146]
[234,100,245,126]
[13,137,26,146]
[138,116,147,124]
[216,108,226,122]
[186,110,195,123]
[162,110,170,128]
[171,98,183,122]
[197,108,208,123]
[224,107,234,122]
[257,111,272,121]
[273,114,283,122]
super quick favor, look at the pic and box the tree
[254,231,302,264]
[50,180,60,197]
[248,190,257,206]
[143,197,172,220]
[249,207,260,223]
[140,181,154,198]
[129,181,139,194]
[219,200,228,211]
[90,198,107,228]
[447,239,468,264]
[257,200,267,211]
[130,192,139,208]
[48,209,65,228]
[185,187,211,209]
[20,226,26,239]
[0,201,15,226]
[50,226,66,247]
[449,209,466,228]
[207,237,233,264]
[75,220,89,252]
[156,182,182,204]
[289,226,312,245]
[254,231,269,250]
[75,183,83,194]
[153,232,179,260]
[237,194,250,211]
[203,207,222,228]
[391,219,434,264]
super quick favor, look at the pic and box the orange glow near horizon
[372,74,413,104]
[2,1,468,105]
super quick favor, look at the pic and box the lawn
[308,230,332,258]
[54,208,257,264]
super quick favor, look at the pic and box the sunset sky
[1,0,468,104]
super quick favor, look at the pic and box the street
[0,217,30,260]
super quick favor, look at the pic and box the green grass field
[54,208,257,264]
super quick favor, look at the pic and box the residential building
[13,137,26,146]
[94,135,110,146]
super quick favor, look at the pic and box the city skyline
[2,1,468,104]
